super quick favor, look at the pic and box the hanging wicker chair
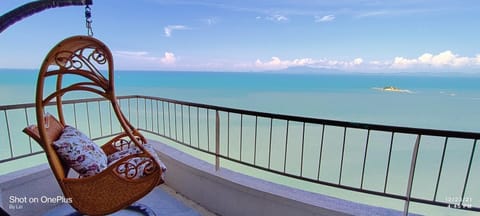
[23,35,164,215]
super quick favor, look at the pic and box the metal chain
[85,5,93,36]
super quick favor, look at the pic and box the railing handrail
[127,95,480,139]
[0,97,107,110]
[2,94,480,139]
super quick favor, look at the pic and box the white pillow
[53,126,108,177]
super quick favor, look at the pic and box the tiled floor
[43,185,215,216]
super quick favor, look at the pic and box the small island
[373,86,413,93]
[383,86,401,91]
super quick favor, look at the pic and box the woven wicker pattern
[23,36,164,215]
[63,165,161,215]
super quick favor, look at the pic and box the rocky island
[373,86,413,93]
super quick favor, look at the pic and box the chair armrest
[22,115,64,150]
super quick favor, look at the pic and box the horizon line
[1,67,480,76]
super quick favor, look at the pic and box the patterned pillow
[108,143,167,179]
[53,125,108,177]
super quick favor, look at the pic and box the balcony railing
[1,95,479,215]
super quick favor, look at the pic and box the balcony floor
[43,185,216,216]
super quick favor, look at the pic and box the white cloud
[391,50,479,69]
[255,57,285,69]
[164,25,188,37]
[315,15,335,23]
[259,57,359,69]
[252,51,480,72]
[253,57,369,71]
[255,57,314,70]
[418,53,433,63]
[322,58,367,69]
[391,57,417,69]
[161,52,176,64]
[353,58,363,65]
[266,14,289,22]
[113,50,178,70]
[115,51,150,57]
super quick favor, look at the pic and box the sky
[1,0,480,73]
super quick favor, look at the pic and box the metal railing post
[404,134,421,216]
[4,110,13,158]
[215,110,220,171]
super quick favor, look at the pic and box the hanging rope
[0,0,93,34]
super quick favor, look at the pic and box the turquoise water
[4,69,480,131]
[115,70,480,132]
[1,69,480,215]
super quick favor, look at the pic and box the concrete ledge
[0,141,411,216]
[152,140,408,216]
[0,164,63,216]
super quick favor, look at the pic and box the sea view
[3,69,480,131]
[1,68,479,215]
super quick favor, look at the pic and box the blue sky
[1,0,480,72]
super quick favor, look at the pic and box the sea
[1,69,479,215]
